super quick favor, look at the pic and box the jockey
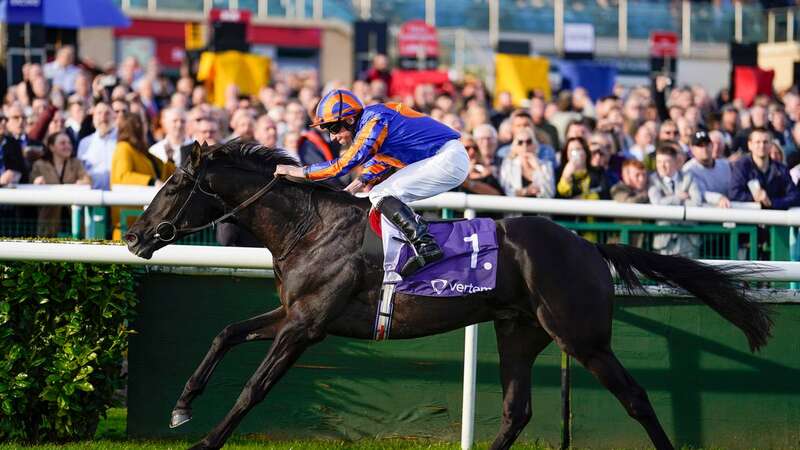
[275,88,469,276]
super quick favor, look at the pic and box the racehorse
[124,141,773,450]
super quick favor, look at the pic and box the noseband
[153,160,281,242]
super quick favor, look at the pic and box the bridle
[152,158,280,243]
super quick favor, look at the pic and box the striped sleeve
[304,117,388,181]
[358,158,392,184]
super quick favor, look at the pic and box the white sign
[9,0,41,6]
[564,23,595,54]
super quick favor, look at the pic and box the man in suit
[648,144,702,257]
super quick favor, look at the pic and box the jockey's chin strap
[153,164,281,243]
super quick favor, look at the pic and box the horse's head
[124,142,225,258]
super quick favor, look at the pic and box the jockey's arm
[284,116,388,181]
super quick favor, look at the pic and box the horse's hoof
[169,408,192,428]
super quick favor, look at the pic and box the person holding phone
[499,128,554,199]
[729,127,800,210]
[557,137,611,200]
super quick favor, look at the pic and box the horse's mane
[209,140,300,172]
[207,140,358,197]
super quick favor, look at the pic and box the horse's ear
[186,141,203,168]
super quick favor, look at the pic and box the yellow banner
[494,54,551,108]
[198,51,271,107]
[184,23,206,51]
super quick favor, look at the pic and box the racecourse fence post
[70,205,82,240]
[561,351,572,449]
[461,207,478,450]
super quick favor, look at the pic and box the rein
[153,165,281,243]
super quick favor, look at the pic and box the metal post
[618,0,628,54]
[295,0,305,19]
[489,0,499,50]
[461,207,478,450]
[70,205,82,240]
[83,206,94,239]
[681,0,691,56]
[312,0,322,20]
[554,0,564,55]
[560,352,571,450]
[788,9,795,42]
[229,0,238,10]
[122,0,131,10]
[360,0,371,20]
[455,28,465,75]
[735,1,743,43]
[147,0,156,13]
[204,0,213,15]
[426,0,436,26]
[768,10,776,43]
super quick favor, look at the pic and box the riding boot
[377,196,443,277]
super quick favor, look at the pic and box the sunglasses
[465,144,478,151]
[322,121,344,134]
[515,139,533,146]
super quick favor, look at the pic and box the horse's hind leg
[573,348,674,450]
[171,306,286,428]
[489,318,552,450]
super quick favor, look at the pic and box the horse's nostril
[125,233,139,246]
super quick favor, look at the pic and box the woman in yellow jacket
[556,137,611,242]
[111,111,175,239]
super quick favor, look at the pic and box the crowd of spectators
[2,47,800,255]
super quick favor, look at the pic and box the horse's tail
[595,243,773,352]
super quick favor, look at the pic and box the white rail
[1,186,799,226]
[4,240,800,281]
[2,240,800,450]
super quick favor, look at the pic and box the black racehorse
[125,142,773,450]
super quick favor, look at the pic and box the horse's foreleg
[188,307,321,450]
[489,318,552,450]
[171,306,286,428]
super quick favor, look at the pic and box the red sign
[209,8,251,23]
[398,20,439,58]
[650,31,678,58]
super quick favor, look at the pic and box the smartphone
[747,179,761,198]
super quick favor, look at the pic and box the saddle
[364,209,499,340]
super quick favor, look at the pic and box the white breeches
[368,139,469,207]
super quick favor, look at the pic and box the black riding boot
[378,196,443,277]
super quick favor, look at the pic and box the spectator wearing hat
[730,127,800,210]
[682,130,732,208]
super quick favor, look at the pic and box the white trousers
[368,139,469,207]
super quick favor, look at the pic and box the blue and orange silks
[303,103,460,184]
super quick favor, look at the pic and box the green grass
[0,408,552,450]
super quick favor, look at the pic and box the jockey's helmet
[313,89,364,128]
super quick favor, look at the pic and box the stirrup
[400,244,443,277]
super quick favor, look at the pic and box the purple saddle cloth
[395,218,498,297]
